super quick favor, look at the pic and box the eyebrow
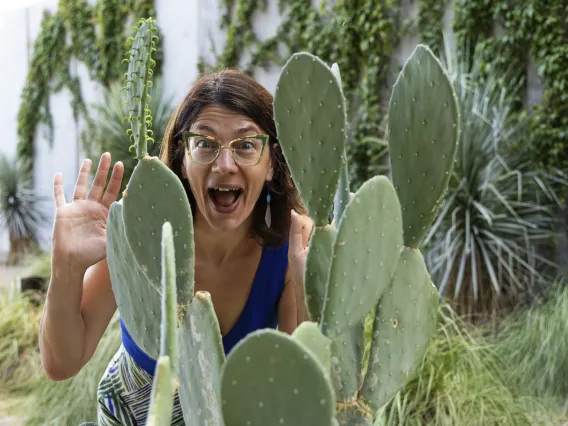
[192,123,260,136]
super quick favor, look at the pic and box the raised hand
[51,152,124,272]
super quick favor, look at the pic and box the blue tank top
[119,240,289,376]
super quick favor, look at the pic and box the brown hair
[159,69,306,248]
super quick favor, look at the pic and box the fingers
[100,161,125,208]
[53,173,66,208]
[289,210,305,256]
[300,215,314,248]
[87,153,111,202]
[73,158,92,201]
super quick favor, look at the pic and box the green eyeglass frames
[182,132,269,166]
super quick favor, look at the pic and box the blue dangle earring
[265,191,272,228]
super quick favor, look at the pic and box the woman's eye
[197,140,214,148]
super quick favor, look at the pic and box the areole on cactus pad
[89,16,459,426]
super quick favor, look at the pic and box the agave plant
[83,76,174,197]
[422,40,568,317]
[0,155,48,265]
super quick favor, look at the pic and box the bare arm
[40,258,116,380]
[39,153,123,381]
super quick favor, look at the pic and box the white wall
[0,0,544,255]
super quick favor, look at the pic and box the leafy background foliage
[16,0,161,176]
[3,1,568,424]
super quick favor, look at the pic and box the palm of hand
[51,153,124,271]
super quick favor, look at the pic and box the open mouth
[208,187,243,213]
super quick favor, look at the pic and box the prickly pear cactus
[104,15,457,426]
[267,45,459,425]
[106,17,195,363]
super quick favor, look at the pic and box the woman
[39,69,314,425]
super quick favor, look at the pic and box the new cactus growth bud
[123,18,159,158]
[292,321,333,376]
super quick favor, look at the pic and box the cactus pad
[322,175,404,338]
[220,329,336,426]
[273,52,347,226]
[107,200,162,358]
[122,157,194,306]
[146,222,179,425]
[160,221,179,375]
[123,18,158,158]
[388,44,460,248]
[177,291,225,426]
[304,226,337,322]
[330,62,351,226]
[292,321,332,375]
[329,320,365,402]
[146,356,175,426]
[360,247,439,411]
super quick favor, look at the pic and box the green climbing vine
[16,0,160,174]
[452,0,568,186]
[417,0,448,55]
[200,0,405,190]
[200,0,567,192]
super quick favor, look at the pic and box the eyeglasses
[182,132,269,166]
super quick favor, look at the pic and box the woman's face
[182,104,274,233]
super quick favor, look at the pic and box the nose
[212,146,238,174]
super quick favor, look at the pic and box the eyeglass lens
[189,136,263,165]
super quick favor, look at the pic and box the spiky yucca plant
[422,41,568,317]
[0,155,48,264]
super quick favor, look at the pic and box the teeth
[214,188,239,192]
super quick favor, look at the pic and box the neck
[193,211,257,264]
